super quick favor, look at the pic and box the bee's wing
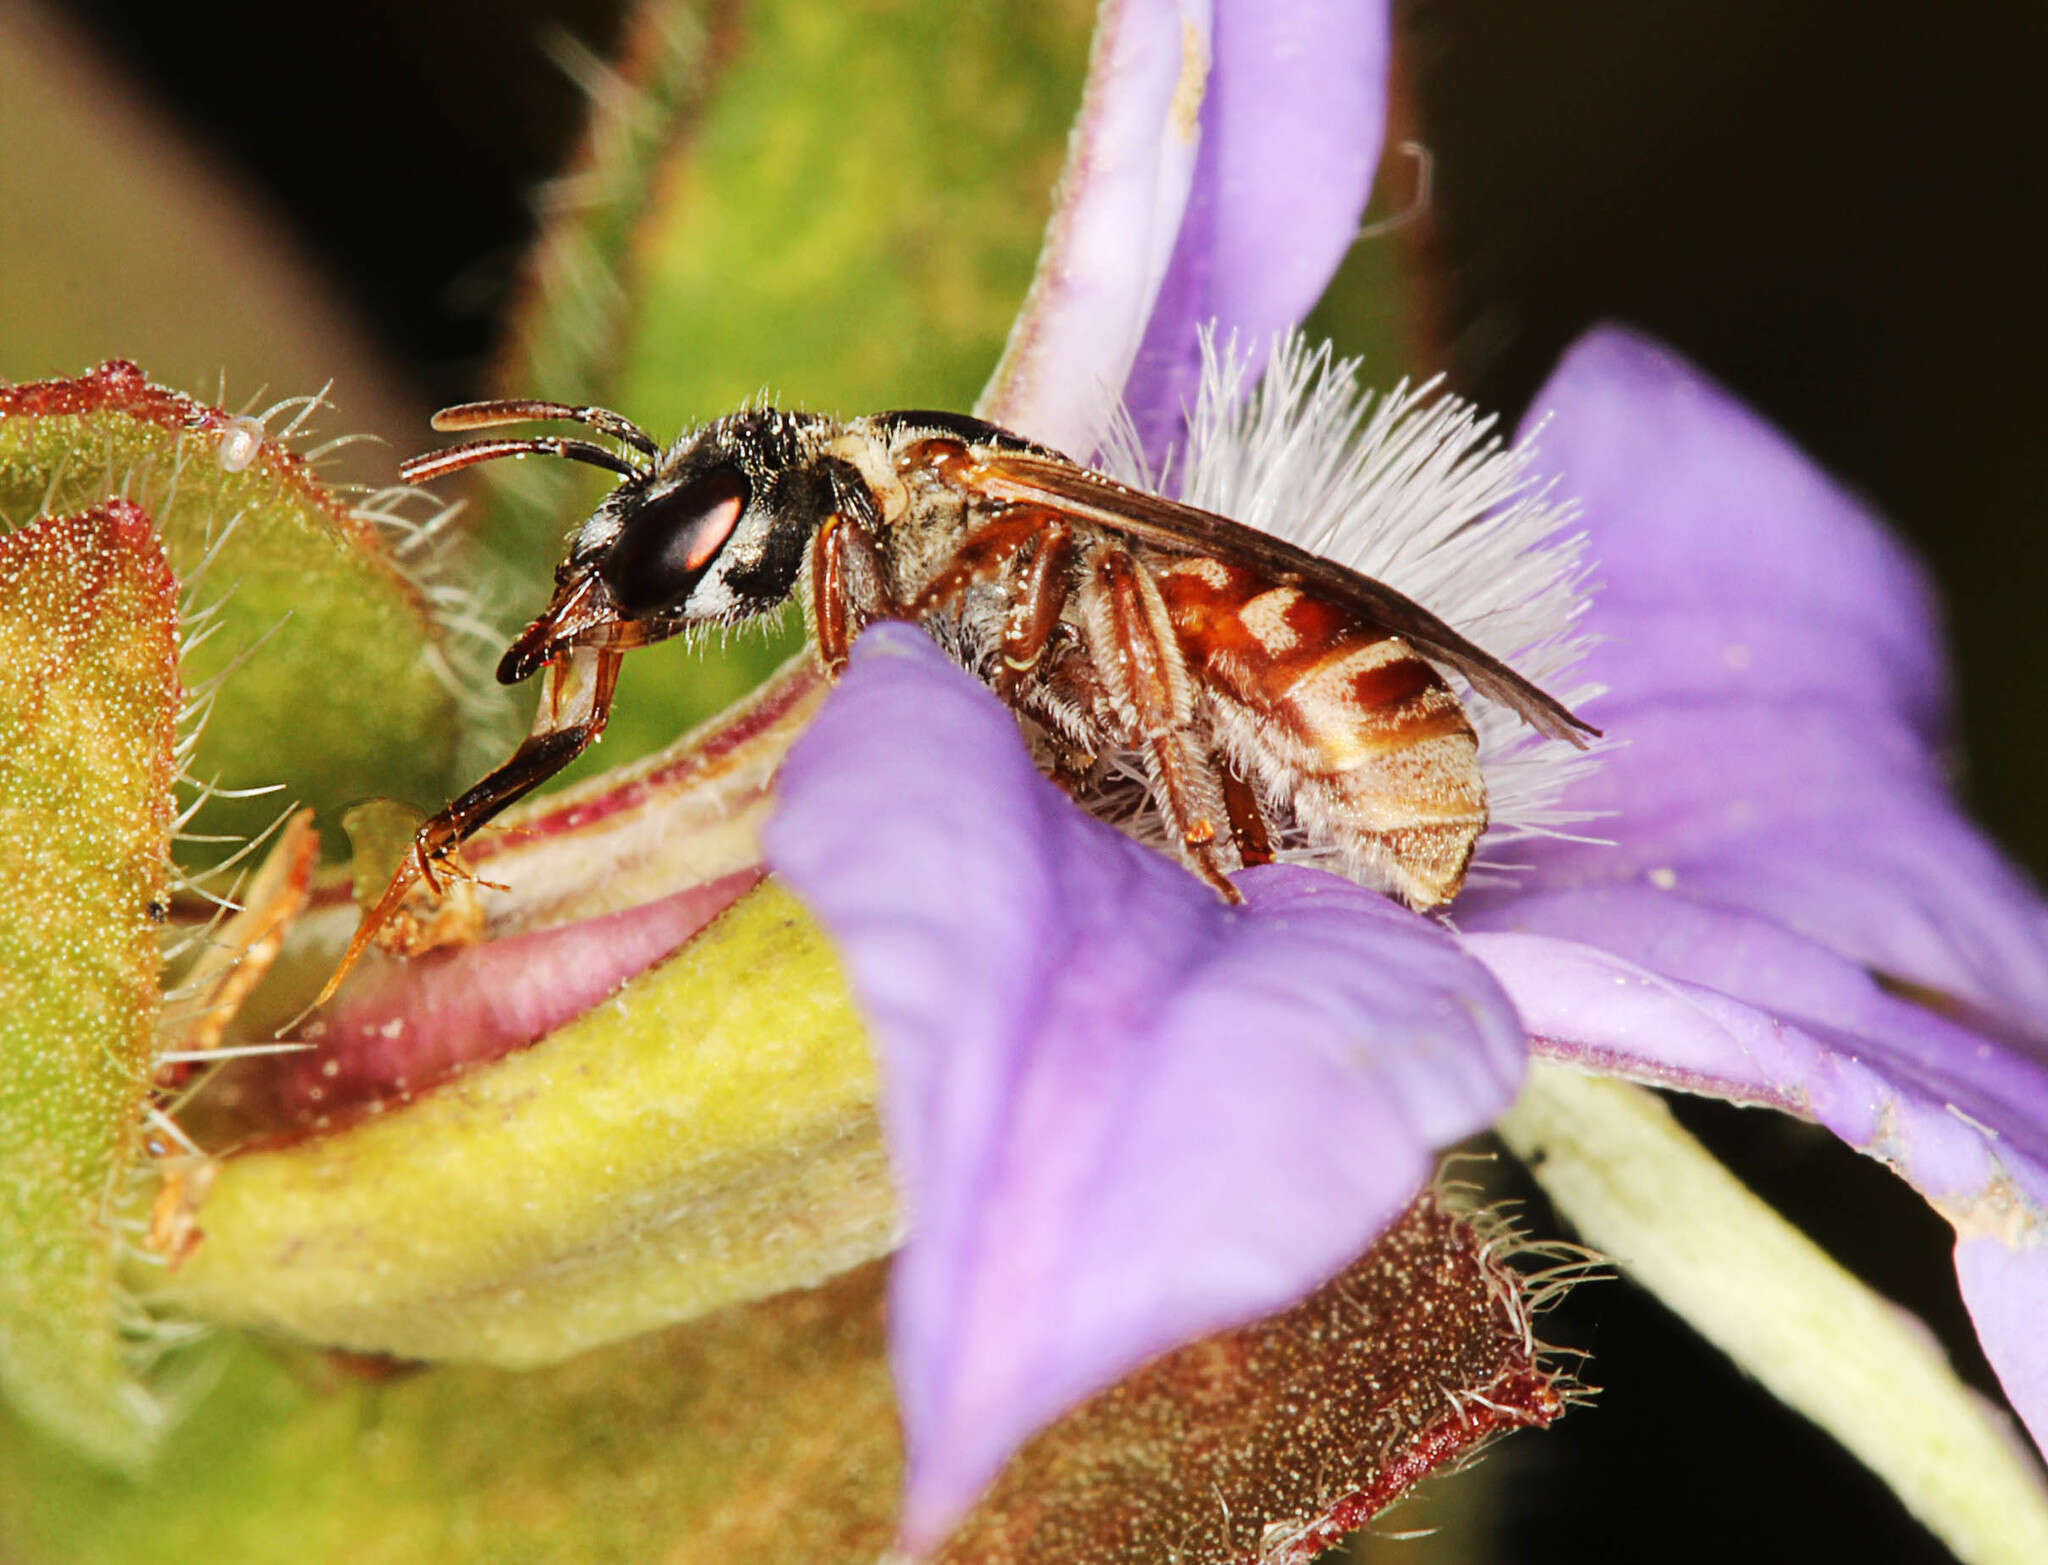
[964,452,1599,746]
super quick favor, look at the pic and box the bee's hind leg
[1216,754,1275,869]
[1078,544,1240,903]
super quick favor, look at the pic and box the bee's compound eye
[598,466,750,614]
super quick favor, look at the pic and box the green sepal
[0,1266,903,1565]
[3,1191,1571,1565]
[0,503,179,1468]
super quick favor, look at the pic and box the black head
[400,401,832,684]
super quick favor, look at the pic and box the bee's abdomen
[1155,555,1485,906]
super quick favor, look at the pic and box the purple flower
[979,0,1386,471]
[1460,324,2048,1455]
[765,0,2048,1548]
[767,629,1528,1544]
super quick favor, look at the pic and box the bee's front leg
[421,645,623,866]
[809,512,897,675]
[310,648,622,1010]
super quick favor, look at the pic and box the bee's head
[400,401,828,685]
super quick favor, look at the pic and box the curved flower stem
[1497,1061,2048,1565]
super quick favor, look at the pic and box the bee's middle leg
[987,518,1075,703]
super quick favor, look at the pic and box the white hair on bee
[1097,329,1609,878]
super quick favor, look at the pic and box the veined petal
[1498,325,2048,1033]
[979,0,1386,467]
[1463,912,2048,1459]
[764,626,1525,1549]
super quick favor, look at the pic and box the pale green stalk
[1497,1061,2048,1565]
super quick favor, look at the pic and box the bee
[321,396,1595,1001]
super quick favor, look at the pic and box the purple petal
[979,0,1386,466]
[1122,0,1388,467]
[765,625,1524,1548]
[1490,326,2048,1032]
[1461,906,2048,1456]
[1956,1239,2048,1454]
[976,0,1213,457]
[1523,325,1947,733]
[1464,890,2048,1182]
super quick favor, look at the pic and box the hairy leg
[1078,544,1239,901]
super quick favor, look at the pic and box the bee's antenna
[429,399,661,460]
[399,437,645,486]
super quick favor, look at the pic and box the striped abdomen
[1153,553,1485,906]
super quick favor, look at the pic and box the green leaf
[0,503,178,1468]
[0,363,464,851]
[610,0,1093,454]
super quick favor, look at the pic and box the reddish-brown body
[1154,554,1484,904]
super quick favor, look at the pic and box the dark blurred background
[12,0,2046,1559]
[43,0,628,396]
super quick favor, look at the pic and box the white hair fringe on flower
[1096,328,1612,885]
